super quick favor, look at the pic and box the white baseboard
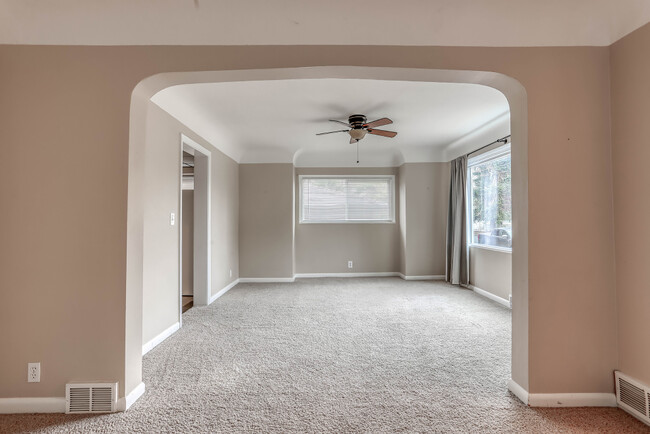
[397,273,445,281]
[529,392,616,407]
[508,379,529,405]
[508,379,616,407]
[239,277,296,283]
[295,272,399,278]
[209,278,239,304]
[142,321,180,356]
[146,280,239,358]
[0,397,66,414]
[243,273,445,281]
[463,284,511,308]
[116,382,145,411]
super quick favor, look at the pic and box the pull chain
[356,142,359,164]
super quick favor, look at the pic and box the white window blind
[300,176,395,223]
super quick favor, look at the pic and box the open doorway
[179,134,212,324]
[181,151,195,313]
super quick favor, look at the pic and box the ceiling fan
[316,114,397,144]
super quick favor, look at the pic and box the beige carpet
[1,278,647,433]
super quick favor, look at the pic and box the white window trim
[299,175,396,224]
[468,143,512,251]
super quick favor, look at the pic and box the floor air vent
[66,383,118,414]
[615,371,650,426]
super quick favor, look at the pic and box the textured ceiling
[1,0,649,46]
[151,79,509,167]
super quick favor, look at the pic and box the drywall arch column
[127,66,528,399]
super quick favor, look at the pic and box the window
[468,144,512,249]
[300,176,395,223]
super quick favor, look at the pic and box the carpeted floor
[1,278,648,433]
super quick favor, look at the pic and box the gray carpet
[1,278,647,433]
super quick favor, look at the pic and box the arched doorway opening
[125,66,528,406]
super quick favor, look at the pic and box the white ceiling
[151,79,509,167]
[1,0,649,46]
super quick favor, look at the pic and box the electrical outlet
[170,212,175,226]
[229,269,232,278]
[28,362,40,383]
[348,261,353,269]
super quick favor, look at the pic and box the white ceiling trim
[2,0,649,47]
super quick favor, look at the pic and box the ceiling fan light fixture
[349,128,367,140]
[316,114,396,143]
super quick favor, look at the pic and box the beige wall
[182,190,193,296]
[399,163,449,277]
[611,23,650,386]
[469,247,512,301]
[295,167,400,274]
[0,41,622,399]
[239,164,294,278]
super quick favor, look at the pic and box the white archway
[126,66,528,403]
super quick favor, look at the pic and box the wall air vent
[615,371,650,426]
[66,382,118,414]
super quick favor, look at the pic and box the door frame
[179,134,212,324]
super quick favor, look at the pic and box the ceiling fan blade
[350,137,358,144]
[329,119,352,128]
[316,129,349,136]
[364,117,393,128]
[367,128,397,138]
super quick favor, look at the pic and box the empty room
[2,1,650,433]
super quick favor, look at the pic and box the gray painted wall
[239,164,295,278]
[469,247,512,301]
[400,163,449,277]
[142,104,181,345]
[294,167,400,274]
[142,103,239,345]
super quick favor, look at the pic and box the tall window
[300,176,395,223]
[468,144,512,249]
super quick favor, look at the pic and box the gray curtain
[446,155,468,285]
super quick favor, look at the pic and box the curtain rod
[467,134,511,157]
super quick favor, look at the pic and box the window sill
[469,244,512,254]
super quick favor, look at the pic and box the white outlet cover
[28,362,40,382]
[170,212,176,226]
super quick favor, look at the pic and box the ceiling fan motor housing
[348,114,367,127]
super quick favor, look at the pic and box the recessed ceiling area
[151,79,509,167]
[1,0,649,46]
